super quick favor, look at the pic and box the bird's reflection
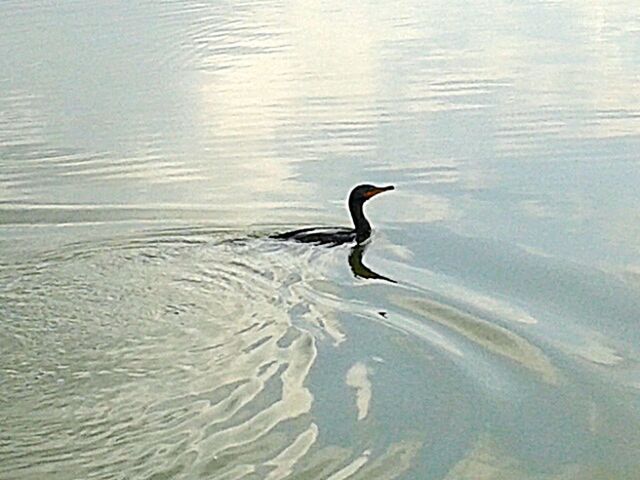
[348,243,397,284]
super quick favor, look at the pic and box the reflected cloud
[557,331,623,366]
[289,439,421,480]
[391,295,559,384]
[444,435,527,480]
[265,423,318,480]
[445,434,637,480]
[370,191,455,224]
[345,362,372,421]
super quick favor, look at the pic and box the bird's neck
[349,203,371,243]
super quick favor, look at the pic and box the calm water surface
[2,1,640,478]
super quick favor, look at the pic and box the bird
[272,184,394,246]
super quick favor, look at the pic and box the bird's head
[349,184,395,206]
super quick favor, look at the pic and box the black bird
[272,184,394,246]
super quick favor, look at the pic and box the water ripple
[0,228,425,478]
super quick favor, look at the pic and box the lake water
[2,1,640,478]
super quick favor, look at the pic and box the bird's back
[271,226,356,246]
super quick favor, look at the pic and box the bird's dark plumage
[272,184,394,246]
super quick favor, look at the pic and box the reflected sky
[2,0,638,270]
[2,1,640,477]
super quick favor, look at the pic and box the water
[1,1,640,478]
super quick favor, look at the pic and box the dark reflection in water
[349,243,397,284]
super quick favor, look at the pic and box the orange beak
[363,185,395,198]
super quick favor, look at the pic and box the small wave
[0,228,423,478]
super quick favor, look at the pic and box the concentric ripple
[0,228,423,479]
